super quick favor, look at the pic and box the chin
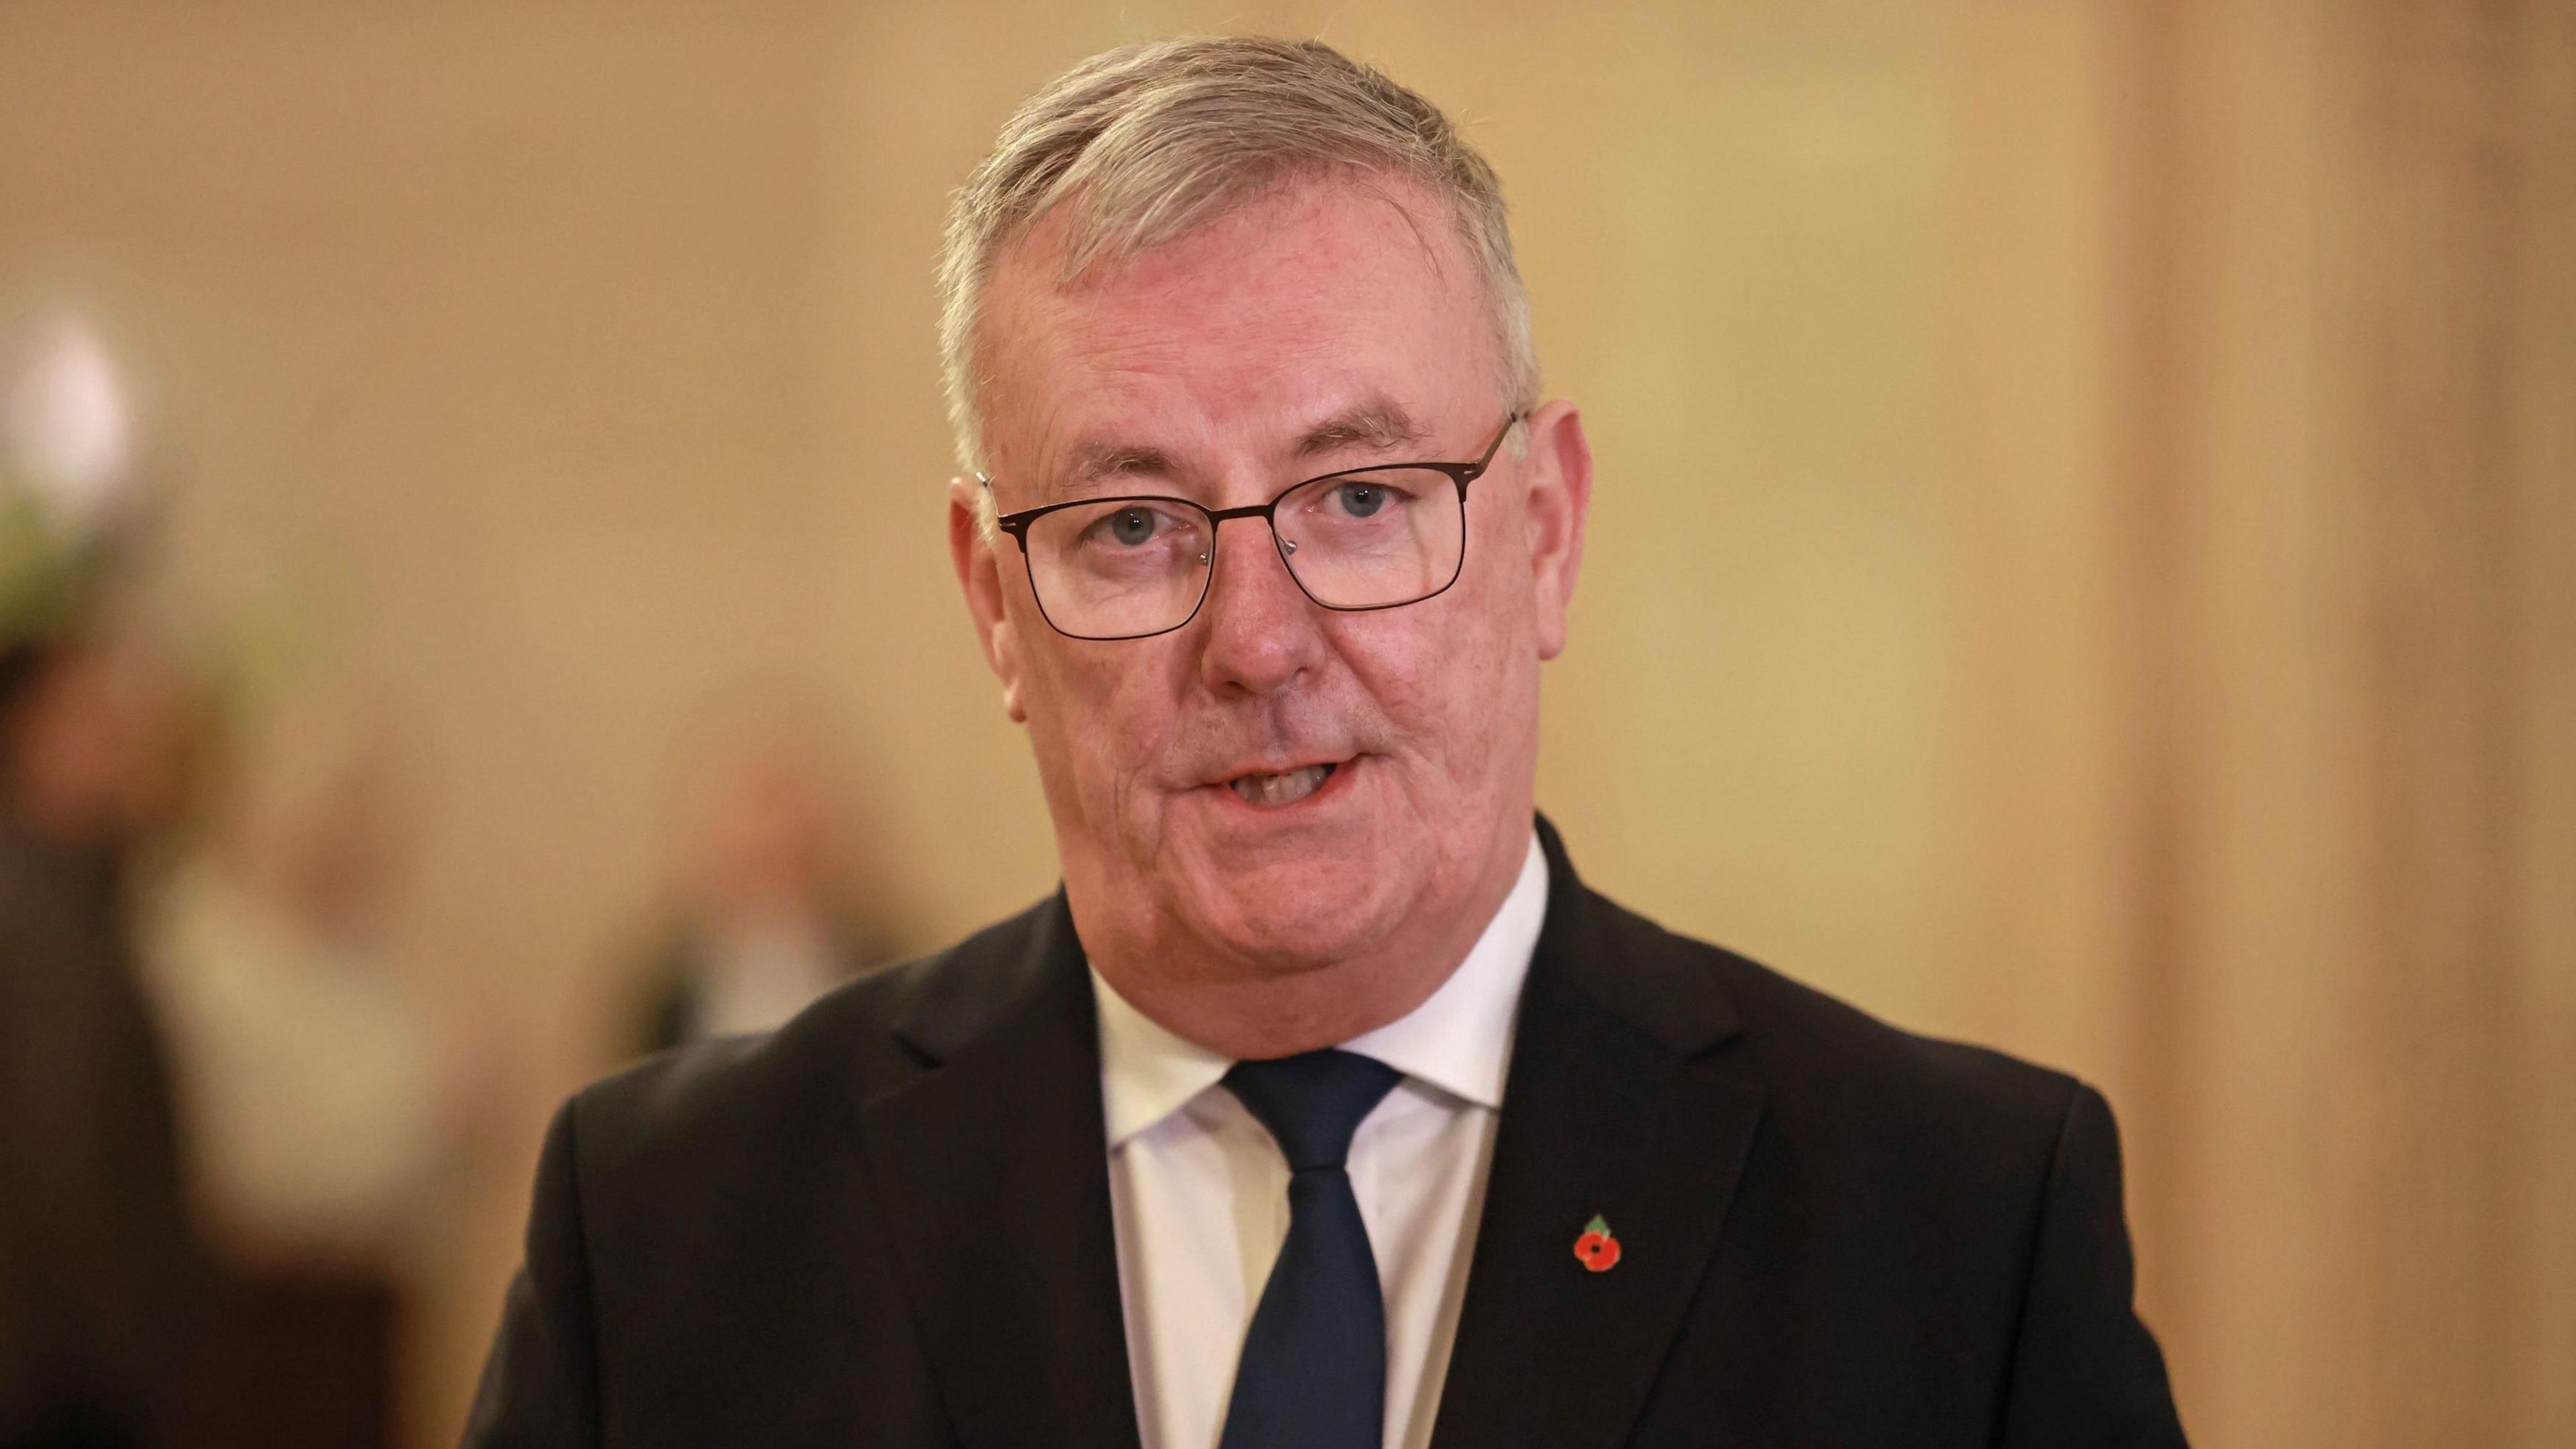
[1167,847,1418,972]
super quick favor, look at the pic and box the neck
[1073,820,1530,1061]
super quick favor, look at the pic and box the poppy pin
[1572,1214,1621,1273]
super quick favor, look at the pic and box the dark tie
[1217,1049,1406,1449]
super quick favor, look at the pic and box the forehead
[975,177,1495,479]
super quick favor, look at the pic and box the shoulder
[1579,883,2094,1171]
[555,895,1063,1183]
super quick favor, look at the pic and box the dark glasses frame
[983,412,1522,641]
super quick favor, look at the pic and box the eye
[1104,506,1161,545]
[1332,482,1390,519]
[1077,502,1196,550]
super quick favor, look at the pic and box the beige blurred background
[2,1,2569,1444]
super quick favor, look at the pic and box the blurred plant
[1,313,137,651]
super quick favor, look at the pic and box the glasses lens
[1022,498,1214,639]
[1272,468,1464,608]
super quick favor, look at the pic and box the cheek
[1335,597,1525,775]
[1468,478,1543,625]
[1379,506,1545,781]
[1016,623,1191,809]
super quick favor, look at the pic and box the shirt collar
[1092,830,1548,1146]
[1093,972,1232,1146]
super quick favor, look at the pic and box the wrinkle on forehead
[974,174,1488,489]
[1046,394,1430,496]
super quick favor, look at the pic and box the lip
[1200,755,1354,789]
[1196,754,1362,812]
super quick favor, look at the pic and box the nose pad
[1202,515,1311,608]
[1194,512,1327,692]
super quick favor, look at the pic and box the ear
[948,476,1029,722]
[1517,400,1593,660]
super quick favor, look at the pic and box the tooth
[1231,764,1332,807]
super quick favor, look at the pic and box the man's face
[953,176,1589,977]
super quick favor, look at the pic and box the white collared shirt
[1092,833,1549,1449]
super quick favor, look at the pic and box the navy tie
[1217,1049,1405,1449]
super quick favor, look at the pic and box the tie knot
[1222,1049,1404,1172]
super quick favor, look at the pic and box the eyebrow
[1048,396,1431,496]
[1060,441,1178,487]
[1291,398,1426,459]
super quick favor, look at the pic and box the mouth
[1224,760,1342,809]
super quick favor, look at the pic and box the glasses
[987,413,1520,641]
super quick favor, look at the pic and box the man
[466,37,2188,1448]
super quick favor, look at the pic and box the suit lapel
[1428,822,1767,1449]
[855,896,1144,1449]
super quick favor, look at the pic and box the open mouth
[1226,761,1340,808]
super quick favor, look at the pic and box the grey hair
[936,36,1541,477]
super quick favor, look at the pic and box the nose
[1195,516,1328,696]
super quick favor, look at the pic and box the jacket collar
[860,894,1145,1449]
[1426,816,1765,1449]
[1525,813,1742,1057]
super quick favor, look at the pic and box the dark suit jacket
[466,820,2188,1447]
